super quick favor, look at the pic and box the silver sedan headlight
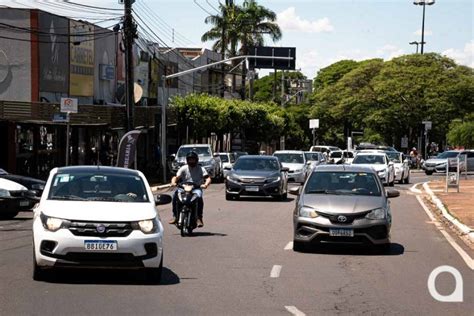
[266,176,280,183]
[365,208,386,220]
[0,188,10,197]
[299,206,319,218]
[227,175,240,182]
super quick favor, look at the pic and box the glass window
[305,172,381,196]
[219,154,229,163]
[353,155,385,164]
[274,153,304,164]
[233,158,279,171]
[177,146,211,157]
[48,171,149,202]
[437,151,460,158]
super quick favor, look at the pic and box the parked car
[352,152,395,186]
[273,150,308,183]
[290,164,399,252]
[0,178,38,219]
[0,168,45,198]
[422,150,474,175]
[225,155,289,200]
[217,152,236,178]
[172,144,222,180]
[309,145,341,154]
[32,166,172,282]
[385,152,410,184]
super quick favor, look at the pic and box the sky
[1,0,473,78]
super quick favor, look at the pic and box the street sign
[52,113,69,123]
[401,136,408,148]
[60,97,78,113]
[422,120,432,130]
[309,119,319,129]
[248,46,296,70]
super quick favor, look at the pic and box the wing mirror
[386,189,400,198]
[155,194,172,206]
[289,187,300,196]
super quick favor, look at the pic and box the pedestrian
[409,147,419,169]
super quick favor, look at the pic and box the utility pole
[124,0,135,131]
[280,70,285,106]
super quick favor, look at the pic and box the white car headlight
[40,213,69,232]
[136,219,158,234]
[299,206,319,218]
[0,188,10,197]
[365,208,386,220]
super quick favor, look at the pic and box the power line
[62,1,123,11]
[193,0,215,16]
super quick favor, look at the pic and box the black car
[0,168,45,198]
[225,155,289,200]
[0,178,38,219]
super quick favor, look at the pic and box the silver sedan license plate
[84,240,118,251]
[246,186,259,192]
[329,228,354,237]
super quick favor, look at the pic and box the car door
[466,152,474,171]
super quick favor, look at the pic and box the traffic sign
[309,119,319,129]
[401,136,408,148]
[60,98,78,113]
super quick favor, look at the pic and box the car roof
[313,164,376,173]
[238,155,277,160]
[273,150,304,154]
[355,152,387,156]
[180,144,209,147]
[56,165,141,176]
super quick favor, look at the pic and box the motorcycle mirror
[155,194,172,206]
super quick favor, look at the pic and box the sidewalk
[424,178,474,244]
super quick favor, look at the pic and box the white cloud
[277,7,333,33]
[413,29,433,36]
[442,41,474,68]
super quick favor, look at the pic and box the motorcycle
[176,181,201,236]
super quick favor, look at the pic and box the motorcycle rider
[169,151,211,227]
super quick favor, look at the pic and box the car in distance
[351,152,395,186]
[290,165,399,252]
[422,150,474,175]
[172,144,221,180]
[309,145,341,154]
[0,168,45,198]
[217,152,236,178]
[225,155,289,200]
[32,166,172,282]
[385,152,410,184]
[273,150,308,184]
[0,178,38,219]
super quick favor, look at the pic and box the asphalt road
[0,173,472,315]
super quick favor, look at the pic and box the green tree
[313,60,359,93]
[447,117,474,148]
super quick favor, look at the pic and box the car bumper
[33,219,163,269]
[293,217,390,246]
[225,179,283,197]
[0,197,36,213]
[287,171,305,183]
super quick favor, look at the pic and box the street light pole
[413,0,435,55]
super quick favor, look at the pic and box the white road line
[284,241,293,250]
[416,195,474,270]
[270,265,282,278]
[285,306,306,316]
[410,182,423,194]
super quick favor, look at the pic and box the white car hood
[39,200,157,222]
[0,178,27,191]
[281,162,305,171]
[353,164,387,172]
[425,158,447,164]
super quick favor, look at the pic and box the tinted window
[48,171,149,202]
[353,155,385,164]
[177,146,211,157]
[305,152,319,161]
[233,158,279,171]
[305,171,381,196]
[330,152,342,158]
[274,153,304,164]
[219,154,229,162]
[386,152,401,162]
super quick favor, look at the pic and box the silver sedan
[290,165,399,252]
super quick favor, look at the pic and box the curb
[423,182,474,242]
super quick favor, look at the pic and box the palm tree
[201,0,282,98]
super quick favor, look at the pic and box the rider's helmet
[186,151,199,167]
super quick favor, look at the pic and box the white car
[217,152,236,178]
[273,150,308,184]
[386,152,410,184]
[32,166,172,282]
[351,153,395,186]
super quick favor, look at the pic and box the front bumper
[0,196,36,213]
[293,217,390,246]
[225,179,282,197]
[33,219,163,269]
[287,171,305,183]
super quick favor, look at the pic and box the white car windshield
[48,171,149,202]
[177,147,211,157]
[274,153,304,164]
[353,155,385,164]
[436,151,459,159]
[305,171,381,196]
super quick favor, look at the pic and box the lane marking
[410,182,423,194]
[284,241,293,250]
[285,306,306,316]
[270,265,282,278]
[416,195,474,270]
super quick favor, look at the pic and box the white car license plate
[246,186,259,192]
[19,201,29,206]
[329,228,354,237]
[84,240,118,251]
